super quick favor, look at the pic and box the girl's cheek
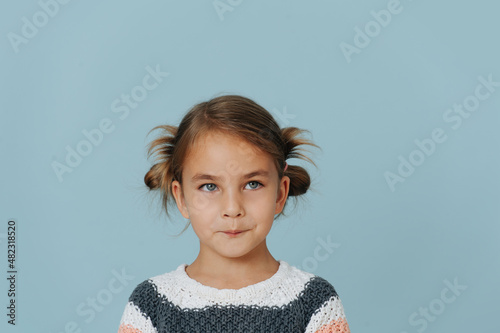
[188,192,212,213]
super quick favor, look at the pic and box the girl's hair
[144,94,321,235]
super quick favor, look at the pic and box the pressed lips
[222,230,247,236]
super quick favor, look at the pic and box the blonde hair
[144,94,321,235]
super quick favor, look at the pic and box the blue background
[1,0,499,332]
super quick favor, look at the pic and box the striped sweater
[118,260,350,333]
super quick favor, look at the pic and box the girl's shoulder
[286,264,342,308]
[126,262,188,299]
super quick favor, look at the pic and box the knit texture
[118,260,350,333]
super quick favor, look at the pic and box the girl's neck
[185,252,280,290]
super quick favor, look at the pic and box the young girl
[117,95,351,333]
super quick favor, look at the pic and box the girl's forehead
[184,133,276,173]
[191,132,261,154]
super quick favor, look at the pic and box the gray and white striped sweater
[118,260,350,333]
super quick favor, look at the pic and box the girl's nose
[222,189,244,218]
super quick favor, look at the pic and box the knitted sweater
[117,260,350,333]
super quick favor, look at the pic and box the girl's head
[144,95,320,237]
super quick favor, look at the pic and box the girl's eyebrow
[190,169,270,183]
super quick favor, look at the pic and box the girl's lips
[222,230,246,237]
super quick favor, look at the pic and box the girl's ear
[172,180,190,219]
[275,175,290,214]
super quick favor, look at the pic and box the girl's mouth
[223,230,246,237]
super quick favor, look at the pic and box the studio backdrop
[1,0,499,332]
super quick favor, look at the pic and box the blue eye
[200,183,217,192]
[246,181,263,190]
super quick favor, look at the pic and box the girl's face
[171,131,290,261]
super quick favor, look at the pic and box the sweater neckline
[176,259,288,300]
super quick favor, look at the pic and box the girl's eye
[199,181,263,192]
[199,183,217,192]
[246,181,263,190]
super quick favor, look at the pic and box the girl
[117,95,350,333]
